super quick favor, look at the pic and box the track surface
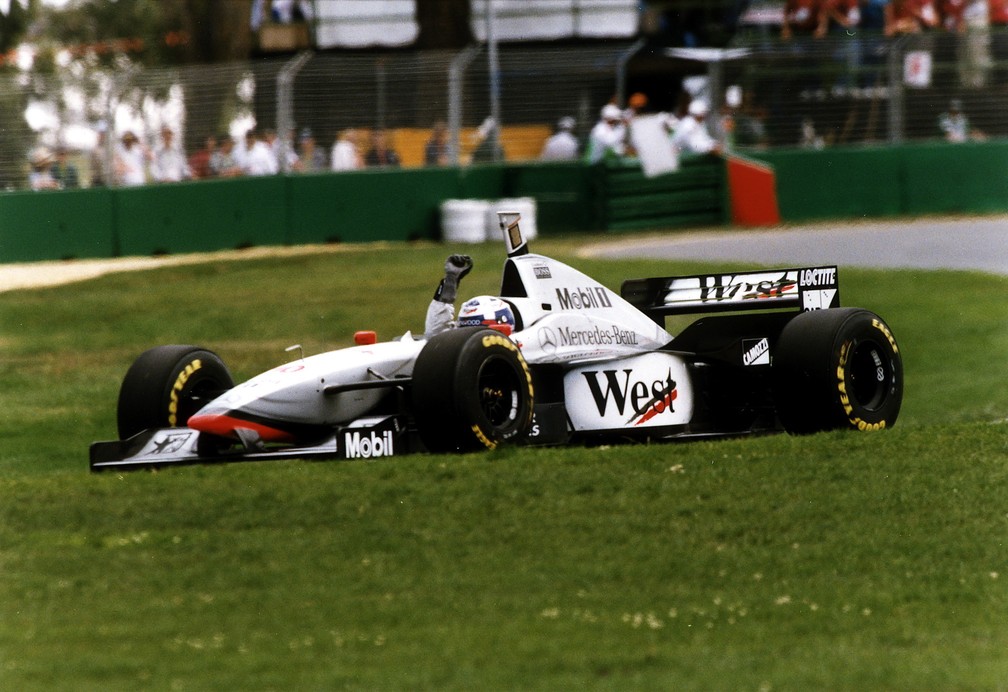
[581,216,1008,275]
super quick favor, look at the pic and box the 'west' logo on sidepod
[581,369,677,425]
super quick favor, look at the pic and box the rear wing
[621,266,840,319]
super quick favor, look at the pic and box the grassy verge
[1,239,1006,690]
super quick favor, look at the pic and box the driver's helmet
[457,296,516,332]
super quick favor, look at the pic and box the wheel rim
[175,376,226,426]
[477,356,522,428]
[848,339,890,412]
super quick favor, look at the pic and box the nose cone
[187,410,295,443]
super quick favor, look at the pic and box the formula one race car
[90,212,904,471]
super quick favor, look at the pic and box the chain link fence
[3,29,1006,191]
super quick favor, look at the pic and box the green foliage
[0,240,1006,689]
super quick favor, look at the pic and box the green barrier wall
[0,188,117,261]
[754,141,1008,221]
[594,155,728,232]
[2,141,1005,264]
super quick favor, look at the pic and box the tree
[37,0,257,154]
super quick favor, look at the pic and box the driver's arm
[424,254,473,338]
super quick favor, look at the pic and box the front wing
[89,414,410,471]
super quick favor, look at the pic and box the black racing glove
[433,254,473,303]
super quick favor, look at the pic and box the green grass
[1,238,1006,690]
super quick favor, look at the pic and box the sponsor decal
[344,429,396,459]
[798,266,839,311]
[663,272,797,306]
[798,267,837,287]
[151,431,194,455]
[533,265,552,280]
[538,327,558,355]
[558,325,639,348]
[582,368,678,425]
[555,286,613,310]
[168,359,202,426]
[742,337,770,366]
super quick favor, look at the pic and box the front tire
[117,345,234,439]
[772,308,903,434]
[412,327,535,453]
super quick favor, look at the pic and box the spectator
[297,128,327,172]
[210,134,243,177]
[424,121,449,166]
[28,147,60,190]
[939,0,968,31]
[50,146,80,189]
[150,126,192,182]
[364,129,402,167]
[114,130,149,187]
[886,0,938,34]
[671,100,721,156]
[781,0,822,39]
[540,116,579,161]
[938,99,984,141]
[188,134,216,179]
[241,128,279,176]
[624,91,649,120]
[470,117,503,163]
[331,129,362,171]
[585,104,626,163]
[820,0,863,88]
[265,128,300,172]
[820,0,861,35]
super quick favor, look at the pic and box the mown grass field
[1,238,1006,690]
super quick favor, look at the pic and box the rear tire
[117,345,234,439]
[412,327,535,453]
[773,308,902,434]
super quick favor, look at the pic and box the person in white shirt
[114,131,149,186]
[586,104,626,163]
[331,129,362,171]
[540,116,579,161]
[671,100,721,156]
[150,126,192,182]
[241,129,279,176]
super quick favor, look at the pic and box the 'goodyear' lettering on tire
[872,318,899,354]
[168,359,202,427]
[836,342,886,432]
[471,424,498,450]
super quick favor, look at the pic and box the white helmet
[457,296,516,332]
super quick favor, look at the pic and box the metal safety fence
[3,30,1006,192]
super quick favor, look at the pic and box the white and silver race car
[90,212,904,471]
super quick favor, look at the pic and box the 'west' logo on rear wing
[621,266,840,318]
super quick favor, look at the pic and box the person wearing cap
[28,147,60,191]
[51,146,80,189]
[937,99,983,142]
[586,103,626,164]
[670,99,721,157]
[151,126,192,183]
[297,128,327,172]
[114,130,149,186]
[540,116,579,161]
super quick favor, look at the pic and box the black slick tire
[772,308,903,434]
[412,327,535,453]
[117,345,234,440]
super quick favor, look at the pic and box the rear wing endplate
[621,266,840,319]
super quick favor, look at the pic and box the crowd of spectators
[775,0,1008,38]
[27,124,415,191]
